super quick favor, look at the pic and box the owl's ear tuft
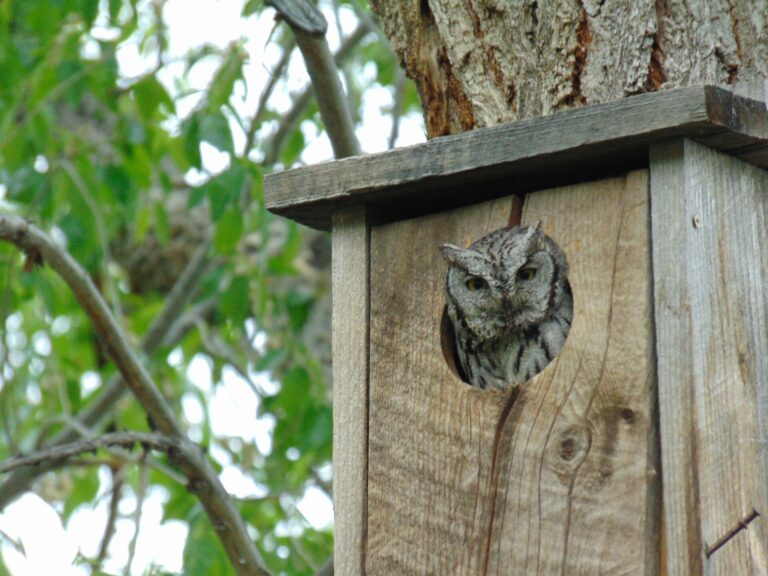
[440,244,487,272]
[439,244,463,262]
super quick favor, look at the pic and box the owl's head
[440,223,569,341]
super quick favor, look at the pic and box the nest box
[265,86,768,575]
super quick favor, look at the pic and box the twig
[97,466,124,566]
[0,215,270,576]
[142,237,212,352]
[162,297,218,348]
[0,432,174,473]
[0,238,212,507]
[198,321,266,397]
[243,38,295,157]
[125,458,149,576]
[264,6,367,163]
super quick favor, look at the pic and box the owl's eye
[465,276,488,291]
[517,267,537,281]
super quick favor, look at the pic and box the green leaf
[182,112,202,168]
[286,290,313,330]
[213,208,244,253]
[298,404,332,451]
[103,164,134,207]
[202,162,245,220]
[66,376,82,413]
[80,0,100,27]
[200,111,234,153]
[153,200,170,244]
[282,127,305,165]
[132,76,175,119]
[63,468,99,518]
[218,275,250,325]
[207,46,244,110]
[108,0,121,23]
[124,144,153,188]
[242,0,263,16]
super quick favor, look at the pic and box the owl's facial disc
[500,251,555,328]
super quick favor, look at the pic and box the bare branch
[0,432,173,473]
[267,1,361,160]
[162,297,218,348]
[263,21,370,165]
[0,215,269,576]
[97,466,124,566]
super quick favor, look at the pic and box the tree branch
[0,432,173,473]
[0,237,212,507]
[262,21,370,165]
[0,215,182,436]
[0,214,270,576]
[96,466,124,567]
[265,0,327,36]
[266,1,361,160]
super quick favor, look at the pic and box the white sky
[0,0,425,574]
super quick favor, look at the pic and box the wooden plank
[366,172,658,574]
[265,86,768,230]
[331,205,370,576]
[650,139,768,575]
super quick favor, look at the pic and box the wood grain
[650,139,768,575]
[265,86,768,229]
[366,172,658,574]
[332,206,370,576]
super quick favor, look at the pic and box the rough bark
[369,0,768,136]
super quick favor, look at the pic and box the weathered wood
[265,86,768,230]
[331,206,369,576]
[650,139,768,575]
[367,172,658,574]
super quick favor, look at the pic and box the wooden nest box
[265,86,768,575]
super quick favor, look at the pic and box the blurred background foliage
[0,0,422,574]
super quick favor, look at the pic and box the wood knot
[547,423,591,482]
[560,437,578,461]
[620,407,636,424]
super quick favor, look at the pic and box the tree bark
[369,0,768,136]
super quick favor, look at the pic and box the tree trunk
[369,0,768,137]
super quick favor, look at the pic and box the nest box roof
[264,85,768,230]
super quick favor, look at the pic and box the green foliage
[0,0,420,574]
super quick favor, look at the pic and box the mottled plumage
[440,223,572,389]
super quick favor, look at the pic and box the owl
[440,223,573,390]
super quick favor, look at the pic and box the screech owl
[440,223,573,390]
